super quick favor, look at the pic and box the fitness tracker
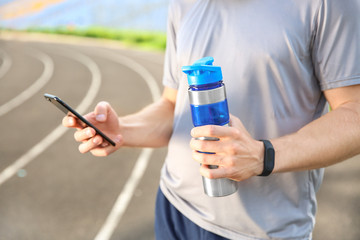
[258,140,275,176]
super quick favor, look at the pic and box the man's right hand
[62,101,123,156]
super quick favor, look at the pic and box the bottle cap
[182,57,223,86]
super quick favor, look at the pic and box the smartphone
[44,93,116,146]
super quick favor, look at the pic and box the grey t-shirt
[160,0,360,239]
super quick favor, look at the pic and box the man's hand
[190,115,264,182]
[62,101,123,156]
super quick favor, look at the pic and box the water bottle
[182,57,238,197]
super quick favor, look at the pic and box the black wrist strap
[258,140,275,177]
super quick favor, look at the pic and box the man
[63,0,360,239]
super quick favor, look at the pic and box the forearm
[189,85,360,181]
[119,96,175,148]
[273,101,360,173]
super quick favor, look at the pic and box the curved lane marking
[0,48,54,117]
[0,47,102,186]
[97,49,161,102]
[92,49,161,240]
[0,48,12,80]
[126,50,165,66]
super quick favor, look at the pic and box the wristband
[258,140,275,176]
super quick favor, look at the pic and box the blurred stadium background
[0,0,168,31]
[0,1,359,240]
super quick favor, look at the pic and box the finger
[89,145,115,157]
[63,116,78,128]
[192,136,247,158]
[89,135,123,156]
[94,101,110,122]
[200,165,243,181]
[200,164,251,182]
[63,115,87,130]
[191,125,240,139]
[229,114,250,137]
[78,135,103,154]
[74,127,96,142]
[229,114,240,127]
[192,150,225,166]
[190,137,225,154]
[200,164,229,179]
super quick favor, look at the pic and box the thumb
[229,114,252,138]
[229,114,241,127]
[94,101,110,122]
[229,114,247,132]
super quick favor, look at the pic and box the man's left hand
[190,115,265,182]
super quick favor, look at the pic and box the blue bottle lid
[182,57,223,86]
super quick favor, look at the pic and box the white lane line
[0,48,54,117]
[93,50,161,240]
[125,50,165,66]
[96,49,161,102]
[0,48,12,80]
[94,148,154,240]
[0,48,102,187]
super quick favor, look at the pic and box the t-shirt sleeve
[312,0,360,91]
[162,1,181,90]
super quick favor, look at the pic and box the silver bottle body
[188,86,238,197]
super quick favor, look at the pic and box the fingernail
[93,137,101,144]
[190,129,195,136]
[96,114,106,122]
[86,129,93,137]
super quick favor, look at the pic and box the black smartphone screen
[44,93,116,146]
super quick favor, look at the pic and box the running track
[0,32,359,240]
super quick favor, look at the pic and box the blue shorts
[155,188,229,240]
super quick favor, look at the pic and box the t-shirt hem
[159,181,256,240]
[159,180,311,240]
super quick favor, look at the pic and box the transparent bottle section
[190,100,229,127]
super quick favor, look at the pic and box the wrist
[255,140,265,176]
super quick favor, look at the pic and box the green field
[22,27,167,51]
